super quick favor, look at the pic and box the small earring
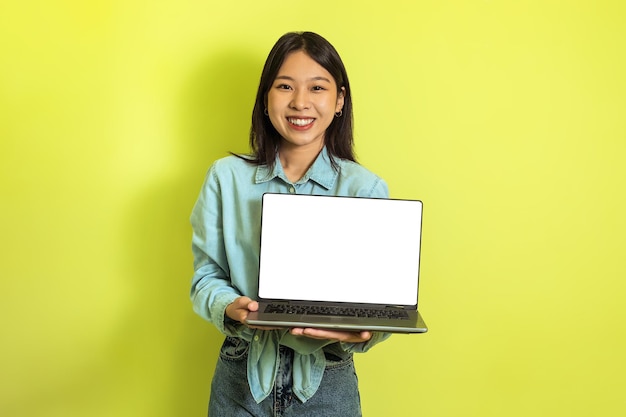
[264,108,269,116]
[335,110,343,118]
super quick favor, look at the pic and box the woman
[191,31,390,416]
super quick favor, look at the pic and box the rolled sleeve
[190,164,244,336]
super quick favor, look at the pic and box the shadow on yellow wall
[113,46,262,414]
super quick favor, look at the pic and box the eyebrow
[274,75,332,83]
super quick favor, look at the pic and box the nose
[290,88,310,110]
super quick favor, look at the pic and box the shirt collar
[254,147,338,190]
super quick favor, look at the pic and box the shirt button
[254,335,260,342]
[289,187,295,194]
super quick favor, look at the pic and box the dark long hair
[239,32,355,169]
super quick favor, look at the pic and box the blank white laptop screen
[258,194,422,306]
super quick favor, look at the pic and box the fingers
[225,296,255,323]
[290,328,372,343]
[236,296,253,307]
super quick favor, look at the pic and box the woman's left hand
[289,328,372,343]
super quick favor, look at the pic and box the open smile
[287,117,315,127]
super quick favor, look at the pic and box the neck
[278,141,324,183]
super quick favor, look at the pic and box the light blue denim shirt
[190,147,391,403]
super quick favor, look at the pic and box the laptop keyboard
[264,304,409,320]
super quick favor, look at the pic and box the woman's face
[267,50,345,152]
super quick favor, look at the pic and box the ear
[336,86,346,112]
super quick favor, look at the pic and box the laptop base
[245,310,428,334]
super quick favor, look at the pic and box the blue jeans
[208,337,362,417]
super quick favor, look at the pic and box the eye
[276,83,292,90]
[311,85,326,91]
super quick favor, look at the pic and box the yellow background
[1,1,625,416]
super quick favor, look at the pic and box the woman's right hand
[225,296,281,330]
[225,296,259,324]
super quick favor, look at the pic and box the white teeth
[288,118,314,126]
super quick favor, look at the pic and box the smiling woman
[190,31,390,416]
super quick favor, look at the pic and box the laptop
[245,193,428,334]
